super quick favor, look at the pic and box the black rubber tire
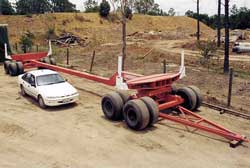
[123,99,150,130]
[8,62,18,76]
[4,60,11,74]
[38,95,47,109]
[172,85,178,94]
[116,90,131,103]
[44,57,50,64]
[141,97,159,126]
[20,85,26,96]
[188,85,203,110]
[49,57,56,65]
[101,92,124,121]
[176,87,197,111]
[16,62,24,75]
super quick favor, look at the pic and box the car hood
[38,82,78,97]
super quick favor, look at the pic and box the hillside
[0,13,215,44]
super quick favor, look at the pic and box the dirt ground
[0,66,250,168]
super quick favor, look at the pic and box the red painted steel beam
[159,107,249,143]
[30,60,117,86]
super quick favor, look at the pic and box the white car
[18,69,79,108]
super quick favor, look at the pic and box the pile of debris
[52,33,89,47]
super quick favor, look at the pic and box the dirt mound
[0,13,215,44]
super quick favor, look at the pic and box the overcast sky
[9,0,250,15]
[70,0,249,15]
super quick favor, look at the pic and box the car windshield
[36,74,65,86]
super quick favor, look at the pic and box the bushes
[19,31,35,53]
[99,0,110,17]
[125,7,133,20]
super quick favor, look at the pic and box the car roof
[27,69,58,77]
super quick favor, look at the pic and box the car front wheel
[20,85,26,96]
[38,96,47,109]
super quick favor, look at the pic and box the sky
[72,0,249,15]
[9,0,250,15]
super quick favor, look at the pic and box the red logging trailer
[3,43,249,147]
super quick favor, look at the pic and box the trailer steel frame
[5,47,249,147]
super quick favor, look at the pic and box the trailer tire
[101,92,124,121]
[141,97,159,126]
[123,99,150,130]
[4,60,11,74]
[116,90,130,103]
[16,62,24,75]
[176,87,197,111]
[188,85,203,110]
[49,57,56,65]
[172,85,178,94]
[8,62,18,76]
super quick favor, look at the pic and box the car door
[21,73,32,96]
[28,75,39,99]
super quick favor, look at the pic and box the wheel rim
[39,97,44,106]
[103,99,114,117]
[127,108,138,127]
[21,87,25,95]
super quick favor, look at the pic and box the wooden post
[15,43,18,51]
[197,0,200,41]
[163,60,167,73]
[36,45,39,52]
[66,48,69,65]
[89,50,96,73]
[227,68,233,107]
[121,0,127,70]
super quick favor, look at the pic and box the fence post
[163,59,167,73]
[227,68,234,107]
[15,43,18,51]
[66,48,69,65]
[89,50,96,73]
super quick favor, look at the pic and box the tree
[84,0,99,13]
[167,8,175,16]
[217,0,221,47]
[224,0,229,74]
[99,0,110,17]
[0,0,14,15]
[16,0,51,14]
[50,0,76,12]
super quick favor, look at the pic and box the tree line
[84,0,176,16]
[0,0,76,15]
[185,4,250,30]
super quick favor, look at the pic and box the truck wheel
[20,85,26,96]
[49,57,56,65]
[38,95,47,109]
[116,90,131,103]
[101,92,124,120]
[8,62,18,76]
[176,87,197,111]
[188,85,203,110]
[123,99,150,130]
[4,60,11,74]
[141,97,159,126]
[16,62,24,75]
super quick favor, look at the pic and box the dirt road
[0,66,249,168]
